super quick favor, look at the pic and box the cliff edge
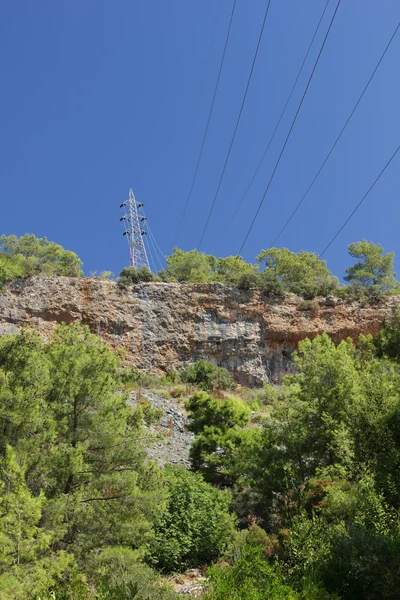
[1,277,399,386]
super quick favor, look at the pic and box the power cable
[198,0,273,249]
[268,21,400,249]
[173,0,238,246]
[228,0,330,229]
[319,145,399,258]
[237,0,342,256]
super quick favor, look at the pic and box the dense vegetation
[0,326,235,598]
[119,241,399,300]
[2,317,400,597]
[186,314,400,599]
[2,234,398,302]
[0,234,82,284]
[2,232,400,597]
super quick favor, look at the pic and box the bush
[90,546,178,599]
[150,467,236,572]
[204,542,331,600]
[119,366,163,389]
[237,270,285,299]
[298,300,318,313]
[180,360,235,392]
[118,266,157,285]
[169,385,186,398]
[185,392,250,435]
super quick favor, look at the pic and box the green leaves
[257,247,339,299]
[344,240,398,290]
[151,466,236,572]
[180,360,235,392]
[0,233,83,279]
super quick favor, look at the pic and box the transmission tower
[120,189,151,271]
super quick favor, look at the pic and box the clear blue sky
[1,0,399,279]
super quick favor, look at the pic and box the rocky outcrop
[0,277,399,386]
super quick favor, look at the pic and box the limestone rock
[0,277,399,387]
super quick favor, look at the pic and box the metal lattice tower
[120,189,151,271]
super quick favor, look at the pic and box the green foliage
[118,265,158,284]
[91,547,177,599]
[151,466,236,572]
[180,360,235,391]
[204,542,333,600]
[237,268,285,298]
[344,240,398,290]
[159,248,257,286]
[159,248,214,283]
[0,254,25,286]
[257,247,339,298]
[0,446,73,599]
[185,392,250,435]
[185,392,253,483]
[375,308,400,360]
[184,321,400,598]
[0,324,245,597]
[0,233,83,278]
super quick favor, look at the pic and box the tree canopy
[0,233,83,280]
[344,240,398,290]
[257,247,339,298]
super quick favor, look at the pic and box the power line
[319,145,399,258]
[228,0,330,229]
[268,21,400,249]
[173,0,237,247]
[198,0,273,249]
[237,0,342,256]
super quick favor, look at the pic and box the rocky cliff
[0,277,398,386]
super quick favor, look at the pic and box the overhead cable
[319,145,399,258]
[228,0,330,229]
[268,21,400,249]
[198,0,273,249]
[173,0,238,247]
[237,0,342,256]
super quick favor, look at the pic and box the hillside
[1,276,399,386]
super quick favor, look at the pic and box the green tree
[213,256,257,285]
[159,247,214,282]
[151,466,236,572]
[0,446,72,599]
[185,392,252,483]
[344,240,398,290]
[185,392,250,434]
[0,233,83,277]
[257,248,338,298]
[0,254,25,286]
[180,360,235,391]
[0,324,165,567]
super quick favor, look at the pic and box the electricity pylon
[120,189,151,270]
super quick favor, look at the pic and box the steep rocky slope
[1,277,399,386]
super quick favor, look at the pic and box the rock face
[1,277,399,386]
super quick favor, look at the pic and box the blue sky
[1,0,399,279]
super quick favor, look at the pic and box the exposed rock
[129,390,194,468]
[1,277,399,387]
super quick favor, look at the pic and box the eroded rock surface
[1,277,399,386]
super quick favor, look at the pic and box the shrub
[180,360,235,392]
[185,392,250,435]
[90,546,178,599]
[150,467,236,572]
[118,266,157,285]
[170,385,186,398]
[298,300,318,313]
